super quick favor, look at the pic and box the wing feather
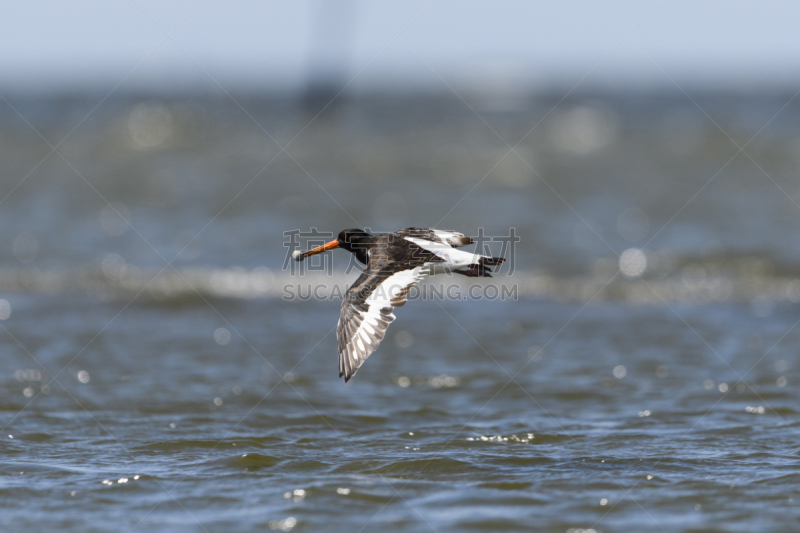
[337,267,427,382]
[396,227,473,247]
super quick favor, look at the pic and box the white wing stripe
[404,237,484,269]
[365,269,423,306]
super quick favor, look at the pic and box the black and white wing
[400,227,507,277]
[337,267,426,382]
[396,227,474,248]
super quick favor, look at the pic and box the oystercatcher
[293,228,506,382]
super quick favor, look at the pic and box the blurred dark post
[302,0,356,116]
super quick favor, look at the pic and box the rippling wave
[1,252,800,305]
[3,92,800,532]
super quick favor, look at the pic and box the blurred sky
[2,0,799,93]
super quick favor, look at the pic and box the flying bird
[293,228,506,382]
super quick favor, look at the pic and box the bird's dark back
[367,229,444,274]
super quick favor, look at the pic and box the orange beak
[294,239,339,261]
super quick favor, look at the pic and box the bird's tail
[479,256,506,266]
[455,256,506,277]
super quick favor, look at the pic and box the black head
[337,228,372,250]
[337,229,373,264]
[294,228,373,264]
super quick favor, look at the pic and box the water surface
[2,92,800,532]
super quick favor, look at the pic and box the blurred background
[4,2,800,532]
[2,0,800,299]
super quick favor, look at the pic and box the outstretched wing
[337,266,427,382]
[396,227,474,248]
